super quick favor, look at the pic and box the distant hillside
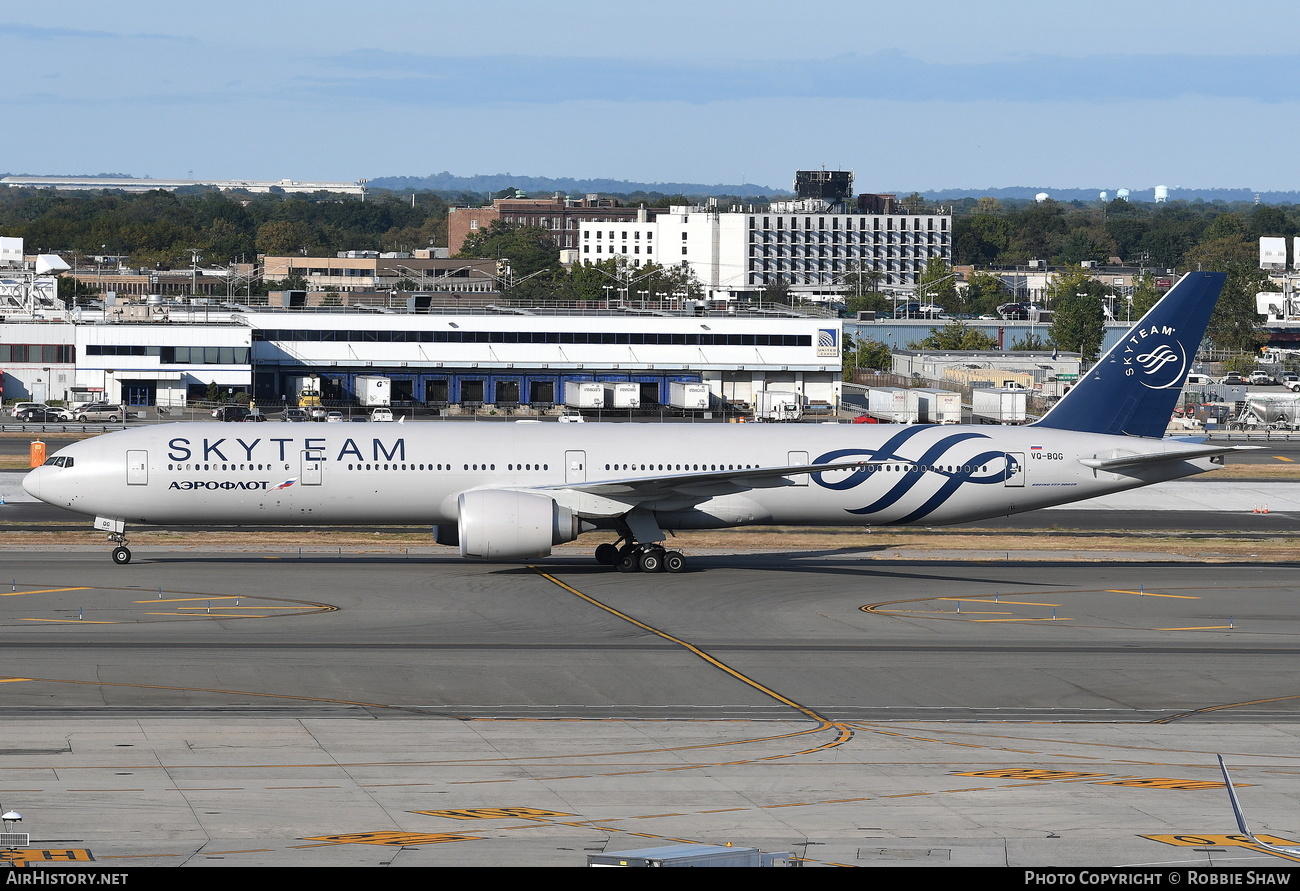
[372,175,1300,205]
[912,186,1300,204]
[369,171,790,199]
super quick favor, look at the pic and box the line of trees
[0,186,1283,354]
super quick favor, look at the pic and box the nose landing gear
[109,533,131,565]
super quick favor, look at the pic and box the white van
[1185,373,1212,387]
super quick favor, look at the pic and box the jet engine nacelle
[458,489,580,561]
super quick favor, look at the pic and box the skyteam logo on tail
[1122,324,1186,390]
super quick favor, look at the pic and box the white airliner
[25,271,1235,571]
[1218,755,1300,858]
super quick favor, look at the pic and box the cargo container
[668,381,711,411]
[353,375,391,407]
[601,382,640,410]
[563,381,605,409]
[971,387,1027,424]
[866,387,918,423]
[912,388,961,424]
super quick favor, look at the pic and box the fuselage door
[787,450,809,486]
[301,450,323,486]
[1004,452,1025,487]
[565,450,586,484]
[126,450,148,486]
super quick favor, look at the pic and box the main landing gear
[594,541,686,573]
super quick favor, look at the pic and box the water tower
[1154,185,1169,202]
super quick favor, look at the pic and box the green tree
[456,220,559,281]
[1009,332,1050,350]
[916,257,959,312]
[909,322,997,351]
[1048,266,1106,360]
[761,275,792,306]
[57,274,98,306]
[1185,237,1265,353]
[1128,274,1161,321]
[962,271,1006,315]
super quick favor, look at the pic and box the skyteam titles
[166,436,406,464]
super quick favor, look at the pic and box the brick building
[448,195,643,254]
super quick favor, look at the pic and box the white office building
[580,203,952,304]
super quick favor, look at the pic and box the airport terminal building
[0,309,843,413]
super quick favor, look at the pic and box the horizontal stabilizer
[1078,445,1241,471]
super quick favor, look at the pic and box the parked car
[895,302,942,319]
[212,405,250,422]
[10,402,46,418]
[1220,372,1245,385]
[998,302,1033,320]
[281,408,310,422]
[370,407,394,422]
[325,411,344,423]
[240,412,268,422]
[76,403,127,422]
[17,407,70,422]
[1247,371,1275,385]
[309,406,328,421]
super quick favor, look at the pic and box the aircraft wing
[1218,755,1300,857]
[535,459,867,515]
[1078,444,1249,472]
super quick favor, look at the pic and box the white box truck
[564,381,605,409]
[971,387,1028,424]
[601,382,640,409]
[354,375,391,407]
[867,387,919,423]
[754,390,803,422]
[668,381,710,411]
[913,388,961,424]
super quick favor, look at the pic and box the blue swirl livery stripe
[812,431,1010,523]
[873,448,1008,523]
[811,427,940,491]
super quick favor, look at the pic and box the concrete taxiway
[1,550,1300,867]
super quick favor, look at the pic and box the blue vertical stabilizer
[1032,271,1226,438]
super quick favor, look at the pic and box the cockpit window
[43,456,73,468]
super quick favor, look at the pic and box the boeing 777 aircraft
[24,271,1235,571]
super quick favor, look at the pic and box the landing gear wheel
[594,543,620,565]
[112,546,131,565]
[615,552,639,573]
[663,551,685,573]
[638,548,664,573]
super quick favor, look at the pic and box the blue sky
[4,1,1298,192]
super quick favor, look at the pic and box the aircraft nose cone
[21,467,40,500]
